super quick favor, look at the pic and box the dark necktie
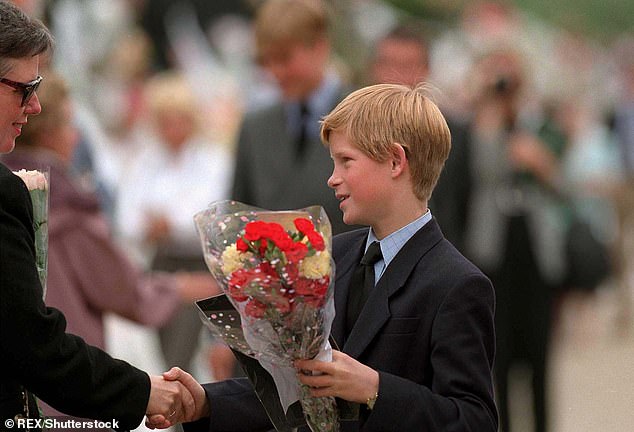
[346,241,383,335]
[296,102,309,161]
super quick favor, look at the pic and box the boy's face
[258,39,328,101]
[327,130,394,229]
[371,38,429,87]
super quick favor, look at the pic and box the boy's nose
[327,172,339,189]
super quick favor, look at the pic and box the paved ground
[509,284,634,432]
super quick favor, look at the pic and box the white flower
[221,243,254,276]
[299,250,331,279]
[14,169,47,191]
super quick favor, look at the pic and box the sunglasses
[0,75,43,106]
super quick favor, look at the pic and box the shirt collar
[367,210,432,272]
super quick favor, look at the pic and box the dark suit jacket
[231,90,354,236]
[0,162,149,430]
[187,219,497,432]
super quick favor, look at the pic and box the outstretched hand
[145,367,209,429]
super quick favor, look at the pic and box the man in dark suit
[208,0,356,381]
[154,84,497,431]
[368,21,472,252]
[0,2,195,427]
[230,0,352,236]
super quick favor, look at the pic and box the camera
[492,74,518,96]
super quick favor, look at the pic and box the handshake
[145,367,208,429]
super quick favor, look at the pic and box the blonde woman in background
[2,70,217,421]
[115,71,233,379]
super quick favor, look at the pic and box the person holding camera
[462,48,567,432]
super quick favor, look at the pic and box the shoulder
[406,220,490,291]
[0,163,31,214]
[0,162,21,189]
[241,102,285,126]
[432,237,487,278]
[424,238,494,305]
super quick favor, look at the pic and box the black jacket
[0,163,149,430]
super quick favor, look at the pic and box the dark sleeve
[364,273,497,432]
[183,378,272,432]
[0,168,150,430]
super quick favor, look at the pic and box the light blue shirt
[366,210,432,285]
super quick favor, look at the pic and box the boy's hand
[295,350,379,404]
[145,367,209,429]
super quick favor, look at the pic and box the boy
[153,83,497,431]
[212,0,356,381]
[231,0,352,236]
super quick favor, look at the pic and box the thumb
[145,414,171,430]
[162,366,183,381]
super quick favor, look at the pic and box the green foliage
[382,0,634,41]
[514,0,634,41]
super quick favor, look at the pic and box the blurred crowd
[2,1,632,431]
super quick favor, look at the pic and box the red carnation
[307,231,325,251]
[245,299,266,318]
[236,238,249,252]
[294,218,315,235]
[285,242,308,263]
[270,230,294,251]
[244,221,268,241]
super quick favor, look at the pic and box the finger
[297,360,336,375]
[309,386,336,398]
[173,368,199,393]
[165,368,208,422]
[330,350,345,360]
[177,381,196,419]
[145,414,171,430]
[295,358,327,371]
[164,366,200,399]
[294,359,314,370]
[147,414,168,424]
[297,373,331,388]
[162,366,183,381]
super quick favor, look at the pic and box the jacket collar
[331,219,444,358]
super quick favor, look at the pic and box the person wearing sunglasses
[0,74,42,105]
[0,1,205,429]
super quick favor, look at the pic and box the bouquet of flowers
[14,169,49,299]
[194,200,339,432]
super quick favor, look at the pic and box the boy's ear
[389,143,408,177]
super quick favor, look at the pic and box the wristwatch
[366,392,378,410]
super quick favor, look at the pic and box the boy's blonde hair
[254,0,328,57]
[320,83,451,203]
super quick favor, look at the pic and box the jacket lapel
[342,219,444,358]
[331,233,366,347]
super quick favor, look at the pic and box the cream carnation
[299,250,331,279]
[221,243,253,275]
